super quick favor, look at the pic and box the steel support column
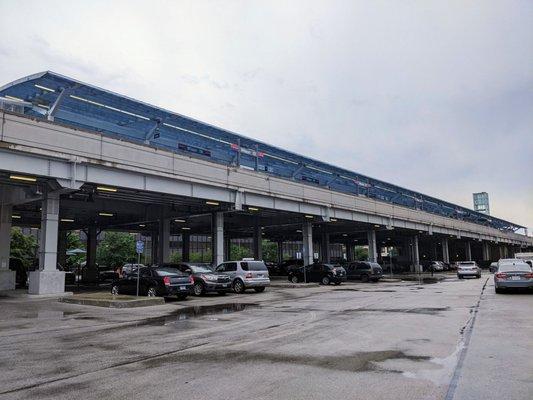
[482,242,491,261]
[321,232,330,263]
[277,240,283,264]
[465,241,472,261]
[253,219,262,260]
[412,235,420,273]
[346,243,354,262]
[182,232,190,262]
[158,218,171,264]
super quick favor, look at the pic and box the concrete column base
[0,269,16,290]
[28,270,66,295]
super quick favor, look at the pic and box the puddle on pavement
[140,348,430,373]
[345,307,449,315]
[144,303,259,326]
[402,277,441,284]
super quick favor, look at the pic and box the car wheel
[457,275,462,279]
[254,287,266,293]
[111,285,119,295]
[290,275,299,284]
[233,280,245,294]
[177,294,188,300]
[321,276,331,285]
[477,275,481,279]
[193,282,205,296]
[146,286,157,297]
[217,291,227,295]
[495,287,503,294]
[370,278,379,283]
[334,282,341,286]
[361,274,369,283]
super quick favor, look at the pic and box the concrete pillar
[346,243,354,262]
[302,221,313,265]
[442,238,450,264]
[150,230,158,265]
[158,218,170,263]
[85,225,98,282]
[412,235,420,273]
[277,240,283,264]
[57,230,67,269]
[367,230,377,262]
[482,242,490,261]
[182,232,190,262]
[29,191,65,294]
[253,219,262,260]
[321,232,330,263]
[224,236,231,261]
[0,204,16,290]
[212,212,224,266]
[499,245,505,260]
[465,241,472,261]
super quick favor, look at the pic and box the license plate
[180,286,186,290]
[511,276,521,281]
[258,274,263,278]
[222,284,228,287]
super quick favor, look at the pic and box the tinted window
[499,263,531,272]
[224,262,237,272]
[241,261,267,271]
[155,267,181,276]
[357,264,369,271]
[140,268,152,278]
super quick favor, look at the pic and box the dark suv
[287,263,347,285]
[345,261,383,282]
[174,263,232,296]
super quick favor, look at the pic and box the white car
[456,261,481,279]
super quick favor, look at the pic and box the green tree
[230,244,252,260]
[96,232,136,268]
[262,240,278,262]
[66,231,85,267]
[354,246,369,261]
[10,227,37,267]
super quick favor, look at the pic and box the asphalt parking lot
[0,273,531,400]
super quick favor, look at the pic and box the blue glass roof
[0,71,523,231]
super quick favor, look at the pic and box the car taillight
[163,276,171,286]
[495,273,507,279]
[189,276,194,284]
[245,273,252,279]
[524,273,533,279]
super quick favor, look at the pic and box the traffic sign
[136,240,144,254]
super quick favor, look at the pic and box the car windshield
[498,263,531,272]
[241,261,268,271]
[369,263,381,269]
[155,267,181,276]
[190,265,213,273]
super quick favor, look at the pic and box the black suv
[174,263,232,296]
[345,261,383,282]
[287,263,347,285]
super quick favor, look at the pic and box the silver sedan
[494,260,533,293]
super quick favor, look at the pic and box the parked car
[489,262,498,273]
[421,260,445,272]
[288,263,347,285]
[456,261,481,279]
[214,260,270,294]
[111,265,193,299]
[277,259,304,275]
[174,262,232,296]
[494,259,533,293]
[344,261,383,282]
[122,263,145,276]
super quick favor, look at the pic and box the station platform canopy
[0,71,524,232]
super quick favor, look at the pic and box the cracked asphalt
[0,273,531,400]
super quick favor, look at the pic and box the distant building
[473,192,490,215]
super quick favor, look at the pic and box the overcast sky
[1,0,532,231]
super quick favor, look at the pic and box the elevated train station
[1,71,531,294]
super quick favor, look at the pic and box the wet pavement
[0,273,531,399]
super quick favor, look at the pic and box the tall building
[473,192,490,215]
